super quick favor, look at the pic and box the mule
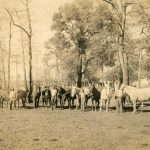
[120,84,150,113]
[100,81,112,112]
[0,89,9,108]
[33,85,41,108]
[17,89,28,108]
[78,86,92,112]
[89,85,101,111]
[57,86,73,109]
[44,87,51,107]
[50,86,58,110]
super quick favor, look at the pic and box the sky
[30,0,73,55]
[0,0,73,82]
[29,0,73,81]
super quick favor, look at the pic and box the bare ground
[0,102,150,150]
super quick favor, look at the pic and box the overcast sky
[30,0,73,55]
[0,0,73,81]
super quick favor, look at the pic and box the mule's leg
[94,100,97,112]
[141,102,144,108]
[51,96,56,110]
[51,97,53,110]
[45,97,48,108]
[72,98,74,109]
[83,101,85,112]
[76,97,79,110]
[42,96,45,106]
[37,97,40,108]
[119,97,124,113]
[97,100,100,111]
[68,98,71,110]
[106,99,109,112]
[60,97,63,110]
[1,98,4,108]
[51,97,54,110]
[115,97,119,113]
[133,100,137,114]
[55,97,58,108]
[10,100,13,110]
[34,97,37,109]
[23,98,26,107]
[47,97,50,108]
[18,99,20,109]
[49,97,52,108]
[100,99,103,111]
[80,100,82,111]
[0,97,1,108]
[92,100,94,111]
[95,101,98,112]
[14,100,17,109]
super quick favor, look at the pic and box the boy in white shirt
[9,88,17,110]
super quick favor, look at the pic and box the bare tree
[15,10,28,91]
[0,42,7,89]
[11,54,21,89]
[103,0,136,84]
[5,0,33,101]
[7,19,12,89]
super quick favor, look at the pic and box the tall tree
[7,19,12,89]
[0,42,7,89]
[48,0,112,87]
[103,0,137,84]
[6,0,33,101]
[15,10,28,91]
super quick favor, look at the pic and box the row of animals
[0,81,150,113]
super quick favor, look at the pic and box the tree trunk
[16,9,28,91]
[1,48,7,89]
[118,48,129,85]
[56,55,60,86]
[138,50,142,88]
[77,54,82,88]
[101,64,104,82]
[36,54,38,82]
[8,20,12,90]
[20,27,28,91]
[26,1,33,102]
[28,37,32,102]
[15,62,18,89]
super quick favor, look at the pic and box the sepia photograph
[0,0,150,149]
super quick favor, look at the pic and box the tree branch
[5,8,30,38]
[103,0,122,29]
[103,0,115,8]
[20,0,26,5]
[82,56,95,74]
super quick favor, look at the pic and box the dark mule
[44,87,51,107]
[17,90,28,108]
[57,87,67,109]
[116,93,130,113]
[41,90,46,106]
[89,85,101,111]
[0,89,9,108]
[33,86,41,108]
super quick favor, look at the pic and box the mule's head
[120,84,127,92]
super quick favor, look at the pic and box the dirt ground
[0,101,150,150]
